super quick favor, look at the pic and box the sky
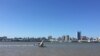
[0,0,100,38]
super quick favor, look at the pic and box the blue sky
[0,0,100,38]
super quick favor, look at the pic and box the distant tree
[29,37,35,42]
[36,37,42,42]
[41,37,48,42]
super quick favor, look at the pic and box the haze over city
[0,0,100,38]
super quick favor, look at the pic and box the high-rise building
[77,31,81,40]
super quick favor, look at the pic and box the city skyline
[0,0,100,38]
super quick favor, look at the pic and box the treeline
[0,36,49,42]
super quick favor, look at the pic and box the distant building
[57,37,63,42]
[48,36,52,41]
[49,38,57,42]
[81,36,88,40]
[63,35,70,42]
[62,35,66,42]
[77,31,81,40]
[96,37,100,42]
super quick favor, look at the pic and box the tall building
[77,31,81,40]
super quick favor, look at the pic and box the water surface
[0,42,100,56]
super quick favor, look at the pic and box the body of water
[0,42,100,56]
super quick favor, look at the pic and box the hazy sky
[0,0,100,38]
